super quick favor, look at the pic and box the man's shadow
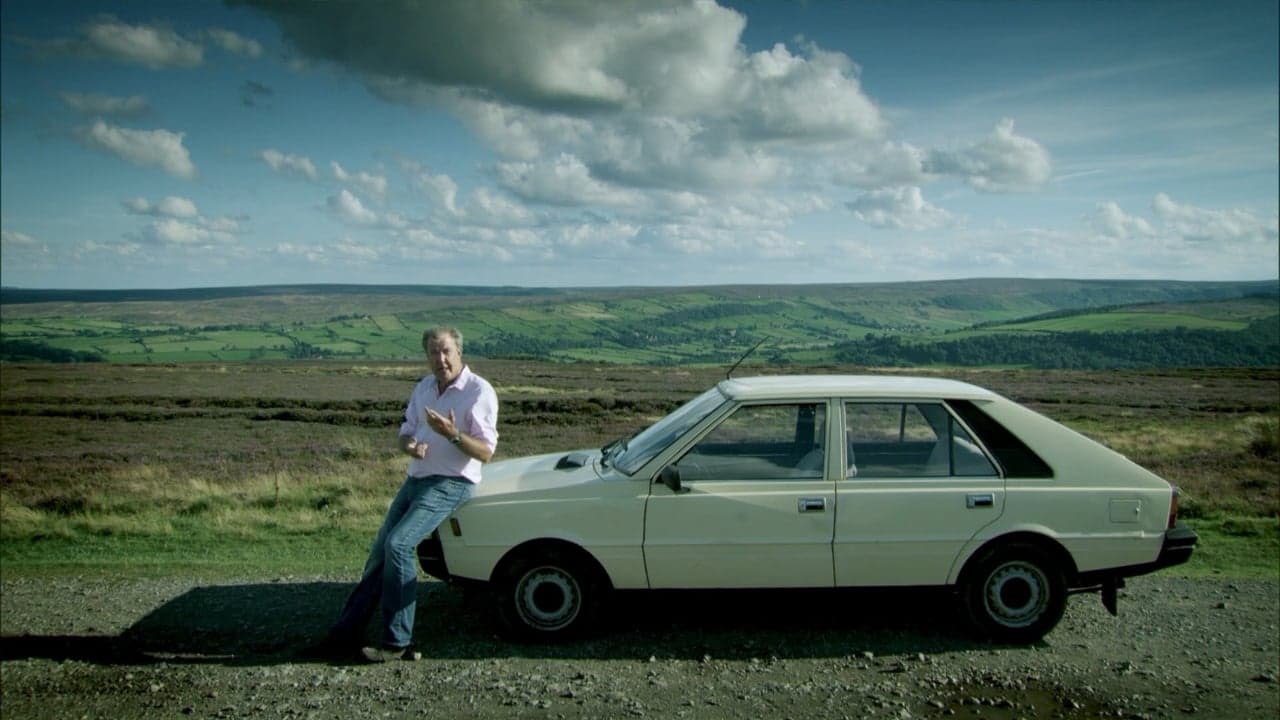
[0,580,995,667]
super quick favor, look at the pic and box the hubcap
[984,561,1049,628]
[515,566,581,631]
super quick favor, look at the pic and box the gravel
[2,574,1276,719]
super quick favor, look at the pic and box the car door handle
[798,497,826,513]
[966,493,994,509]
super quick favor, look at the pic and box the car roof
[718,375,1000,402]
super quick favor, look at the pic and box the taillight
[1167,486,1181,529]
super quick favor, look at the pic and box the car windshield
[612,386,727,475]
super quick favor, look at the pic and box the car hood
[472,449,605,498]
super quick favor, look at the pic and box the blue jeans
[331,475,475,649]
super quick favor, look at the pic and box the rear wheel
[494,548,605,642]
[962,543,1066,643]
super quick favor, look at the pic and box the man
[323,326,498,662]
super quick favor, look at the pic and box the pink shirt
[398,365,499,483]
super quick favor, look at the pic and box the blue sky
[1,0,1276,290]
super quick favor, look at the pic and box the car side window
[845,402,996,478]
[951,421,999,477]
[674,403,826,481]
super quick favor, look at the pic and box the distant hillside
[2,278,1276,367]
[0,284,557,305]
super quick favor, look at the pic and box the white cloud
[203,216,243,234]
[237,0,1065,279]
[124,196,199,218]
[925,119,1051,192]
[1089,195,1278,251]
[466,187,535,227]
[1152,193,1278,245]
[205,28,263,58]
[735,42,884,142]
[396,227,455,254]
[80,121,196,179]
[143,218,235,247]
[1091,201,1155,240]
[829,141,928,189]
[497,153,638,207]
[1,229,50,260]
[847,186,954,230]
[327,189,379,225]
[60,92,149,116]
[73,19,203,69]
[244,0,745,112]
[276,239,383,269]
[554,219,641,249]
[244,0,885,195]
[2,229,39,246]
[331,237,380,261]
[260,149,318,181]
[409,165,461,216]
[274,242,327,264]
[121,196,245,251]
[584,116,789,192]
[445,96,591,161]
[74,238,143,259]
[331,162,388,202]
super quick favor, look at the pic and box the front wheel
[962,544,1066,644]
[494,548,605,642]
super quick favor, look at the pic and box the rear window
[946,399,1054,479]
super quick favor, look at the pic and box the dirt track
[1,574,1277,719]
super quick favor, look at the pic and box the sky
[1,0,1277,290]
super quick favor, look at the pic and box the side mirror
[657,465,682,493]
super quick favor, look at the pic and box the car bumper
[416,531,450,581]
[1151,523,1198,571]
[1075,522,1199,589]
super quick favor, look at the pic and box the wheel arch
[954,531,1079,589]
[490,537,614,590]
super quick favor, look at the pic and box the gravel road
[2,574,1276,719]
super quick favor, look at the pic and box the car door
[643,401,837,589]
[834,400,1004,587]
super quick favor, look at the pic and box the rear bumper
[1075,523,1199,589]
[1151,523,1198,571]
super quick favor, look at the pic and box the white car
[418,375,1196,643]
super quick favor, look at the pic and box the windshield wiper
[600,438,627,468]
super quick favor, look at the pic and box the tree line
[0,339,106,363]
[834,319,1279,369]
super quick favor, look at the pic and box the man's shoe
[360,645,407,663]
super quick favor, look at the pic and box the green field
[2,279,1276,366]
[964,297,1280,335]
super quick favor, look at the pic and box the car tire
[962,543,1066,644]
[494,548,605,642]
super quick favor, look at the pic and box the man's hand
[422,407,493,463]
[425,407,457,438]
[400,434,429,459]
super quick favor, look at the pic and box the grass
[1003,311,1248,333]
[0,363,1275,581]
[1180,516,1280,578]
[0,526,373,579]
[5,281,1274,365]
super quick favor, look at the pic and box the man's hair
[422,326,463,353]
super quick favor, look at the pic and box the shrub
[1248,417,1279,460]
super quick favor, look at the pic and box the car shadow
[0,580,1000,667]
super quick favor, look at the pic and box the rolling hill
[2,278,1276,367]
